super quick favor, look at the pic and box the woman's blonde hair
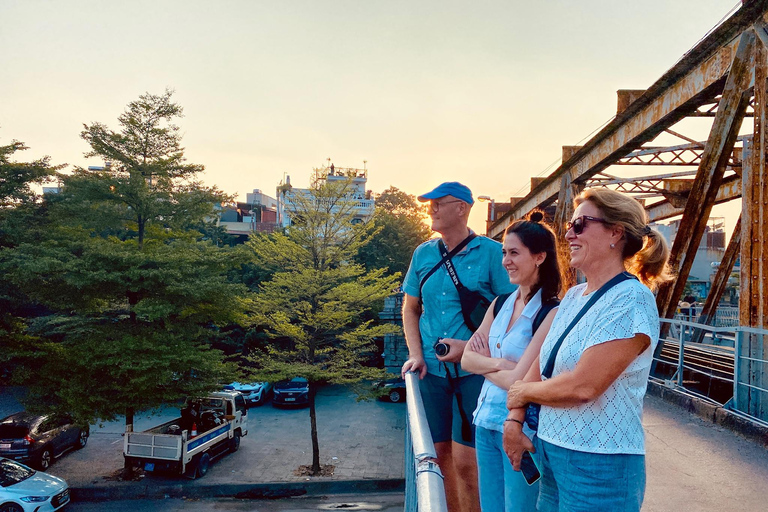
[575,188,673,290]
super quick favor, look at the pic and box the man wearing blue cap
[401,182,514,512]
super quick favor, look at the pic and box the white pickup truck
[123,391,248,478]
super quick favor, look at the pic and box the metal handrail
[655,318,768,424]
[404,371,448,512]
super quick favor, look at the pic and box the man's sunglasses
[429,199,463,213]
[566,215,610,235]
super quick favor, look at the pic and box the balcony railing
[404,372,448,512]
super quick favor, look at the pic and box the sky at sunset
[1,0,745,234]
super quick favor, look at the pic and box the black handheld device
[520,451,541,485]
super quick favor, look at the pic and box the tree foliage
[1,93,246,447]
[72,89,227,247]
[356,186,430,277]
[246,174,400,474]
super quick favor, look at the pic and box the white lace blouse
[536,278,659,455]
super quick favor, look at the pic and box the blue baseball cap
[417,182,474,205]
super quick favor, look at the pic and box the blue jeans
[535,437,646,512]
[475,426,539,512]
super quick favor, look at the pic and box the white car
[223,382,272,406]
[0,457,70,511]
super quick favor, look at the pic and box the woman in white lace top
[502,188,672,512]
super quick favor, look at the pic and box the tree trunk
[137,215,144,250]
[309,383,321,475]
[123,406,135,479]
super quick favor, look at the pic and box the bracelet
[504,418,525,427]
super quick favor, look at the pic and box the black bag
[457,286,492,332]
[525,272,638,431]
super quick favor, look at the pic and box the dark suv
[0,412,89,470]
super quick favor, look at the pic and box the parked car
[223,382,272,406]
[0,413,88,471]
[0,457,70,511]
[376,377,407,403]
[272,378,309,407]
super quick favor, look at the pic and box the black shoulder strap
[417,233,476,299]
[493,293,513,317]
[541,272,637,379]
[492,293,558,330]
[532,297,560,335]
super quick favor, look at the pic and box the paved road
[65,493,404,511]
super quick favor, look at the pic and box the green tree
[2,93,246,476]
[246,174,400,475]
[356,186,430,277]
[70,88,225,248]
[0,139,62,381]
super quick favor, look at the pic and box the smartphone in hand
[520,451,541,485]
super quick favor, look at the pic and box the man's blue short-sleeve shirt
[402,235,515,377]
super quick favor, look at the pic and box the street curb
[647,381,768,446]
[71,478,405,502]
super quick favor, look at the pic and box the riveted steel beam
[656,30,755,320]
[691,215,741,344]
[488,1,768,240]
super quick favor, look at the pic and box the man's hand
[435,338,467,363]
[507,380,530,409]
[402,357,427,379]
[468,331,492,357]
[502,420,535,471]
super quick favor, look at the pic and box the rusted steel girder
[737,31,768,418]
[656,30,755,321]
[645,174,742,222]
[691,215,741,344]
[488,1,768,240]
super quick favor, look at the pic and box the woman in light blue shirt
[462,211,563,512]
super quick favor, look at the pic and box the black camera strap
[438,239,468,292]
[418,233,476,302]
[442,362,473,443]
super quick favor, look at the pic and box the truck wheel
[229,431,241,452]
[195,452,211,478]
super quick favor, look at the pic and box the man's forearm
[402,305,424,359]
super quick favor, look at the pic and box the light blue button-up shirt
[473,289,543,433]
[402,235,516,378]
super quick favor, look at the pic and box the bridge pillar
[738,34,768,420]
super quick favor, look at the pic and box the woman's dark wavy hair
[504,209,563,303]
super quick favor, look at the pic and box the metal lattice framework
[486,0,768,419]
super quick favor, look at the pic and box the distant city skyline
[1,0,743,234]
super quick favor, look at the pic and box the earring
[610,243,615,249]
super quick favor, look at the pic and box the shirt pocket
[456,260,484,292]
[488,333,503,357]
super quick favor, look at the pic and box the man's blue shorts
[420,372,483,447]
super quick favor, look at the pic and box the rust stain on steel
[657,30,755,320]
[488,39,743,240]
[691,215,741,344]
[741,34,768,329]
[488,2,768,240]
[646,174,742,221]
